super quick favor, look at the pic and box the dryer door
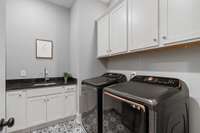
[103,91,148,133]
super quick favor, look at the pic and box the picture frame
[36,39,53,59]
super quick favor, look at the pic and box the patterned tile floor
[82,109,131,133]
[31,119,86,133]
[31,109,131,133]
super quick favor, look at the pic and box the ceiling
[44,0,76,8]
[44,0,111,8]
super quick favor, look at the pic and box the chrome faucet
[44,68,49,82]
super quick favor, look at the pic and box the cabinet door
[64,92,76,117]
[46,94,64,121]
[160,0,200,44]
[27,96,46,127]
[97,15,110,57]
[7,91,26,132]
[80,90,88,114]
[110,0,128,55]
[128,0,159,50]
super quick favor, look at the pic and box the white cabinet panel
[110,0,128,55]
[128,0,159,50]
[97,15,110,57]
[64,92,76,117]
[46,94,64,121]
[7,91,26,132]
[87,89,96,112]
[26,86,64,98]
[79,91,88,114]
[27,96,46,127]
[160,0,200,44]
[63,85,76,92]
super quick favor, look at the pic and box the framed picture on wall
[36,39,53,59]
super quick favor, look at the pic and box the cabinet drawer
[27,86,64,98]
[63,85,76,92]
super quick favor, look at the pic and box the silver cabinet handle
[162,36,167,40]
[153,38,157,42]
[18,94,22,97]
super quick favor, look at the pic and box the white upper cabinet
[97,0,200,57]
[128,0,159,51]
[110,0,128,55]
[97,15,110,57]
[160,0,200,44]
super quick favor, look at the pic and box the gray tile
[31,119,86,133]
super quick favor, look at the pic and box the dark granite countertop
[6,77,77,91]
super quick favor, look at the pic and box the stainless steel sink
[33,82,57,87]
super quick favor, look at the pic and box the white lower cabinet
[46,94,65,121]
[27,96,47,127]
[6,85,77,132]
[64,92,76,117]
[6,91,26,132]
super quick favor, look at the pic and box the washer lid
[82,73,127,87]
[82,77,117,87]
[104,76,181,106]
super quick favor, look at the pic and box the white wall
[0,0,6,122]
[69,0,108,115]
[69,1,81,79]
[6,0,71,79]
[108,0,123,8]
[107,44,200,133]
[69,0,107,81]
[77,0,108,81]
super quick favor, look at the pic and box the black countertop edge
[6,77,77,91]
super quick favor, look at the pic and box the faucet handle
[44,68,48,74]
[44,68,49,81]
[46,70,49,75]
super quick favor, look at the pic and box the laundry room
[0,0,200,133]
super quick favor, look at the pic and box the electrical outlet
[20,70,27,77]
